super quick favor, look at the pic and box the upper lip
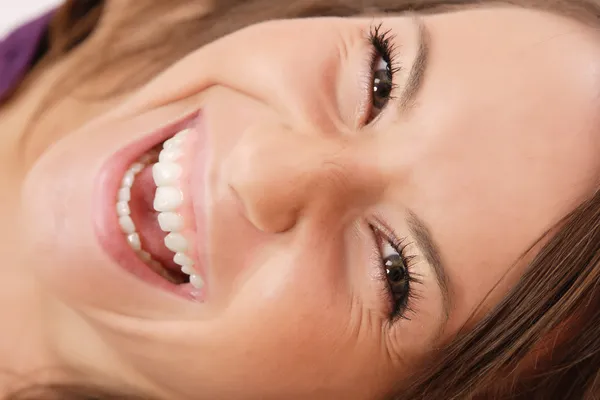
[187,113,210,287]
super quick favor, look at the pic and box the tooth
[121,170,136,188]
[116,201,130,217]
[149,260,163,270]
[177,128,191,138]
[118,187,131,202]
[159,147,182,163]
[158,212,183,232]
[163,139,175,150]
[165,233,188,253]
[153,187,183,212]
[152,162,182,187]
[130,163,144,174]
[119,216,136,234]
[163,136,183,150]
[138,250,152,262]
[127,233,142,251]
[149,260,172,281]
[174,252,194,267]
[190,274,205,289]
[181,265,195,275]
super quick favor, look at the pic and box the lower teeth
[116,155,179,282]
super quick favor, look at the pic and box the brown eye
[372,57,393,109]
[366,22,398,124]
[378,235,412,320]
[384,254,409,299]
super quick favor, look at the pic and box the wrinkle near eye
[348,290,399,360]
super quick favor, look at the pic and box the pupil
[386,255,406,283]
[373,69,392,108]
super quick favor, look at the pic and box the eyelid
[370,216,402,250]
[356,35,377,128]
[357,22,402,128]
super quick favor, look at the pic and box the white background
[1,0,61,39]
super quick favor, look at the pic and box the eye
[380,238,412,319]
[365,23,399,124]
[370,224,418,322]
[371,56,394,119]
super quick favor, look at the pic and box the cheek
[214,230,352,360]
[231,249,346,339]
[23,94,122,169]
[190,221,372,396]
[22,125,113,306]
[121,253,365,399]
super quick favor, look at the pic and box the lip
[93,110,208,301]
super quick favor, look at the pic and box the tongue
[130,165,181,272]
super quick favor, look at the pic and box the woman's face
[12,5,600,399]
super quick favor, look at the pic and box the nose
[224,125,376,233]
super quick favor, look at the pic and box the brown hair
[6,0,600,399]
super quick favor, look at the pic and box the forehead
[408,6,600,172]
[379,7,600,332]
[420,6,600,84]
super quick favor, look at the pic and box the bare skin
[2,4,600,399]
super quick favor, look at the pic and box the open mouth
[97,113,208,299]
[116,127,205,289]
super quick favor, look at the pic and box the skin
[2,4,600,399]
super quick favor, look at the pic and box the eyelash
[369,222,421,323]
[365,22,401,124]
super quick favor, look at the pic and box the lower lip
[93,111,204,301]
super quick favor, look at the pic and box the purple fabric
[0,10,55,103]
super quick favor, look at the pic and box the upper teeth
[152,129,204,289]
[158,212,183,231]
[154,187,184,212]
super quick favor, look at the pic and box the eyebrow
[407,210,451,321]
[398,16,430,113]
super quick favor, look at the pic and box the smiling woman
[1,0,600,399]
